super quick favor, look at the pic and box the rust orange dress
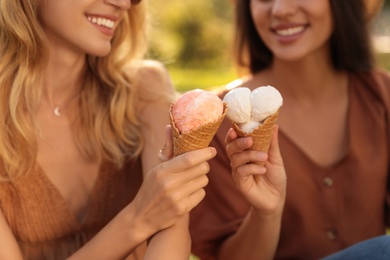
[0,159,146,260]
[190,70,390,260]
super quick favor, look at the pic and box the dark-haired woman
[190,0,390,259]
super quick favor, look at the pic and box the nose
[272,0,298,18]
[105,0,131,10]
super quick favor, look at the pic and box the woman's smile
[86,14,117,36]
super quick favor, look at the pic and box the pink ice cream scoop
[172,89,224,133]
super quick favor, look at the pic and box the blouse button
[323,176,333,187]
[326,229,338,241]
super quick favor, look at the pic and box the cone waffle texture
[231,109,280,165]
[170,103,228,157]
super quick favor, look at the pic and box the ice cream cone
[231,109,280,166]
[170,103,228,156]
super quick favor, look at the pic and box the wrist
[250,205,284,223]
[122,203,154,244]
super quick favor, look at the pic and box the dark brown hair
[234,0,374,74]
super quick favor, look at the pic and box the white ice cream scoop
[223,85,283,133]
[223,87,251,124]
[251,85,283,122]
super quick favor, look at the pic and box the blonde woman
[0,0,215,259]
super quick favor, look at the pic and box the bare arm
[71,61,213,259]
[217,126,286,260]
[0,195,153,260]
[142,126,192,260]
[67,145,214,259]
[218,207,283,260]
[0,210,23,260]
[137,60,206,259]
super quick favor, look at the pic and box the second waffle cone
[231,109,280,166]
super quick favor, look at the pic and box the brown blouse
[190,70,390,260]
[0,159,146,260]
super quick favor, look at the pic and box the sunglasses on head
[131,0,142,5]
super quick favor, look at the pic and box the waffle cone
[231,109,280,166]
[170,103,228,157]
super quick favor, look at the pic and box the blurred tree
[147,0,234,68]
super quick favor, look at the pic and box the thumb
[158,125,174,162]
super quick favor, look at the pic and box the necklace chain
[49,94,80,117]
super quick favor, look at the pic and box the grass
[167,66,237,93]
[190,254,199,260]
[167,53,390,95]
[376,52,390,70]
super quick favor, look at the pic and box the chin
[86,44,112,57]
[274,50,308,63]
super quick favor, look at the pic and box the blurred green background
[147,0,390,93]
[147,0,236,92]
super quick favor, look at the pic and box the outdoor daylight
[148,0,390,93]
[147,1,390,259]
[0,0,389,259]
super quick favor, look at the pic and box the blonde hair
[0,0,153,180]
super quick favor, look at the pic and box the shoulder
[130,60,177,115]
[372,68,390,96]
[135,60,170,82]
[211,76,253,99]
[354,68,390,103]
[133,60,175,100]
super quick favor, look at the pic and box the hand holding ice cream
[170,89,227,156]
[223,85,283,163]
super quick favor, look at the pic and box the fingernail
[257,152,267,160]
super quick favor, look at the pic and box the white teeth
[276,26,305,36]
[87,16,114,29]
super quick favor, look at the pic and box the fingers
[134,142,215,235]
[154,160,210,196]
[173,173,209,202]
[163,147,216,173]
[224,127,238,144]
[162,187,207,220]
[173,160,211,182]
[186,188,206,211]
[225,127,268,182]
[170,176,208,216]
[225,129,253,160]
[152,147,215,201]
[159,125,174,162]
[233,163,266,179]
[230,150,267,169]
[230,150,267,187]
